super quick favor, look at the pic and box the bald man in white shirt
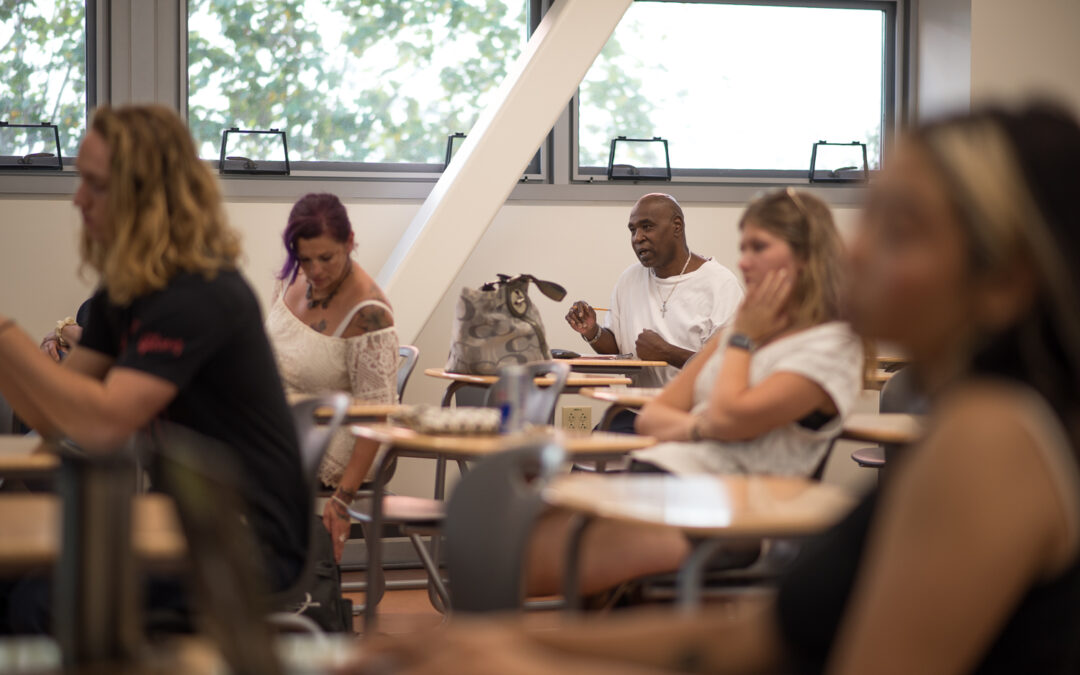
[566,193,743,388]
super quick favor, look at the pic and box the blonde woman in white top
[527,189,863,598]
[265,193,399,561]
[634,189,863,475]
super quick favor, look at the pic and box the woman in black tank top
[352,105,1080,675]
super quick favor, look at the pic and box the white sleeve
[709,272,744,338]
[770,327,864,418]
[345,330,401,404]
[603,280,622,352]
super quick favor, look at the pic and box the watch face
[729,334,753,351]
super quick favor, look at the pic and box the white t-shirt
[632,321,864,476]
[603,258,743,387]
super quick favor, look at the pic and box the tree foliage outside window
[188,0,656,168]
[0,0,87,159]
[188,0,531,164]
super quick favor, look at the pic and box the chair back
[486,361,571,426]
[880,367,928,414]
[289,393,350,488]
[153,425,285,674]
[0,393,13,434]
[444,441,565,613]
[809,437,838,481]
[397,345,420,400]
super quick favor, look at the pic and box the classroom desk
[866,369,895,391]
[0,631,360,674]
[424,368,632,407]
[876,355,909,372]
[0,493,185,574]
[578,386,661,430]
[840,413,924,446]
[545,473,856,612]
[351,423,656,631]
[0,435,58,478]
[314,401,408,423]
[563,357,668,375]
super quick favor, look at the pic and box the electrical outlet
[561,406,592,431]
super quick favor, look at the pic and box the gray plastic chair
[852,367,928,470]
[397,345,420,401]
[0,393,14,434]
[485,360,572,425]
[443,441,566,613]
[267,393,351,632]
[289,393,350,485]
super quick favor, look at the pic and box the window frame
[2,0,907,205]
[571,0,900,184]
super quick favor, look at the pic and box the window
[577,1,892,177]
[0,0,88,160]
[186,0,530,168]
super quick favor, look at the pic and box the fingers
[565,301,597,335]
[749,270,791,311]
[44,343,60,361]
[761,269,792,311]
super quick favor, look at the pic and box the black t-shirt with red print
[80,269,307,591]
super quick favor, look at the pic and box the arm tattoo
[350,306,391,335]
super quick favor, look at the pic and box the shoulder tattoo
[349,305,392,335]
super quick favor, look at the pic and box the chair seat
[345,494,445,526]
[382,495,446,523]
[851,446,886,468]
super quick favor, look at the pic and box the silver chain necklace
[652,251,693,317]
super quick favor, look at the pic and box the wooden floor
[343,568,569,638]
[344,568,443,637]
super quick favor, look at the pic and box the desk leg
[676,539,725,615]
[425,454,450,613]
[562,514,593,613]
[54,453,141,666]
[363,446,399,635]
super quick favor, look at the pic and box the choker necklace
[306,263,352,310]
[652,251,693,318]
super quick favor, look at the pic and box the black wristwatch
[728,333,754,352]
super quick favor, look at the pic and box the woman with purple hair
[266,193,399,561]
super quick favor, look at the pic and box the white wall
[915,0,972,120]
[971,0,1080,114]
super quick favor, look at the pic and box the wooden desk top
[866,369,895,391]
[566,357,667,368]
[424,368,631,388]
[288,393,406,422]
[350,423,655,458]
[544,473,855,538]
[578,387,662,408]
[314,402,408,422]
[0,493,185,573]
[0,436,59,476]
[840,413,924,445]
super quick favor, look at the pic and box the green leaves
[0,0,86,157]
[187,0,530,163]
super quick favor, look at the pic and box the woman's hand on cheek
[733,269,794,342]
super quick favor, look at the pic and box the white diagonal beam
[377,0,632,343]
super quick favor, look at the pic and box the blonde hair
[739,188,846,328]
[81,105,241,304]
